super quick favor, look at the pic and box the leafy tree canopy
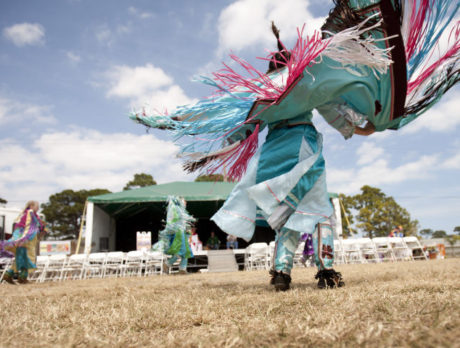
[339,185,419,238]
[419,228,433,238]
[445,234,460,246]
[195,174,225,182]
[431,230,447,239]
[0,197,7,204]
[123,173,157,190]
[454,226,460,235]
[41,188,110,239]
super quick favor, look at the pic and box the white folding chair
[244,243,269,270]
[42,254,67,282]
[403,236,428,260]
[144,251,164,276]
[268,241,276,269]
[342,239,365,264]
[0,257,14,283]
[61,254,87,280]
[121,251,144,277]
[293,241,306,267]
[84,253,107,279]
[29,256,49,282]
[104,252,125,278]
[333,240,346,265]
[356,238,380,263]
[163,256,181,274]
[372,237,396,262]
[389,237,412,261]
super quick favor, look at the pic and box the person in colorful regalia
[1,201,47,284]
[152,196,195,274]
[132,0,459,290]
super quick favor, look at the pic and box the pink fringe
[207,123,260,181]
[212,26,328,115]
[284,27,328,92]
[407,23,460,94]
[213,56,283,100]
[405,0,431,61]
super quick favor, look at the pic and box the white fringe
[323,16,395,77]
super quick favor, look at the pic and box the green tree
[351,185,418,238]
[454,226,460,236]
[123,173,157,190]
[338,193,356,237]
[431,230,447,239]
[0,197,7,204]
[419,228,433,238]
[445,234,460,248]
[41,188,110,239]
[195,174,225,182]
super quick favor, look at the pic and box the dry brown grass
[1,259,459,348]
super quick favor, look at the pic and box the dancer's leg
[2,269,15,284]
[178,257,188,271]
[17,268,28,283]
[167,255,178,266]
[312,222,335,270]
[312,222,344,288]
[273,228,300,274]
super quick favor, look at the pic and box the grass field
[1,259,459,348]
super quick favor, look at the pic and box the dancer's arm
[354,121,375,136]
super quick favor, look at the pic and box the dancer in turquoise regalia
[152,196,195,274]
[133,0,459,290]
[1,201,47,284]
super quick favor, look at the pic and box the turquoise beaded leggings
[167,255,188,271]
[6,268,28,280]
[273,223,335,274]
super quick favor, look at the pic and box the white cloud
[356,141,385,165]
[107,64,172,99]
[95,25,113,44]
[328,155,438,195]
[0,96,56,125]
[217,0,324,55]
[402,89,460,134]
[128,7,154,19]
[0,129,194,205]
[3,23,45,46]
[117,25,131,34]
[66,51,81,63]
[105,64,196,112]
[442,150,460,169]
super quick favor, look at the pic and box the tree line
[340,185,459,240]
[2,174,458,241]
[40,173,217,239]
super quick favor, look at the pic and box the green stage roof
[88,181,236,203]
[87,181,339,219]
[87,182,236,218]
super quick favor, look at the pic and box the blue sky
[0,0,459,234]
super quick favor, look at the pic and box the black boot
[1,272,16,285]
[315,269,345,289]
[270,270,291,291]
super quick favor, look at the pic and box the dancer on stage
[152,196,195,274]
[132,0,459,290]
[1,201,47,284]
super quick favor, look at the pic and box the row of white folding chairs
[246,241,300,271]
[29,250,164,283]
[246,240,329,271]
[244,236,427,271]
[333,236,427,265]
[244,243,270,270]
